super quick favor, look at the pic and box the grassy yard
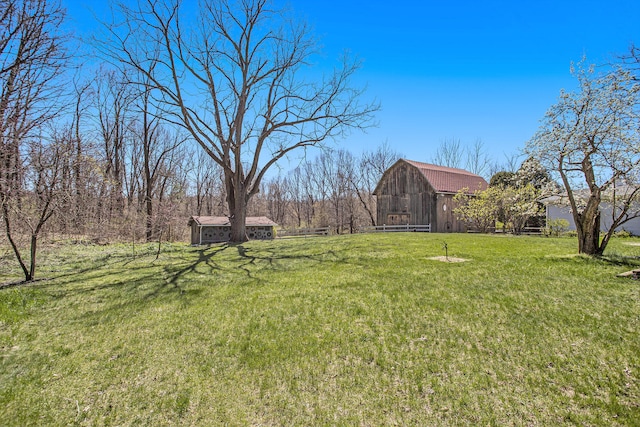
[0,233,639,426]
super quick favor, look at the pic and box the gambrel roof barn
[374,159,488,232]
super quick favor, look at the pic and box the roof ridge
[403,159,481,177]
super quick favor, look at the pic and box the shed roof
[188,216,278,227]
[374,159,489,195]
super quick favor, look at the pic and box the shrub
[545,218,570,237]
[614,229,632,238]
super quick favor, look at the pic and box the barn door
[387,213,410,225]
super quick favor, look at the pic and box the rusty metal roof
[188,216,278,227]
[404,160,488,194]
[375,159,489,195]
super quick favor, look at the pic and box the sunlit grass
[1,234,639,425]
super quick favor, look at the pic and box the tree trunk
[145,193,153,242]
[226,172,248,243]
[29,234,38,281]
[577,211,602,255]
[3,203,31,282]
[230,199,248,242]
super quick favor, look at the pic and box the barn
[373,159,489,233]
[188,216,278,244]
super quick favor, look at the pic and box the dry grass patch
[426,256,469,263]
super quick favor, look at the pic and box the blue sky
[64,0,640,170]
[294,0,640,166]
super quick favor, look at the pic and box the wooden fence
[359,224,431,233]
[278,227,331,237]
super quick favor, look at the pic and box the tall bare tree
[465,138,491,178]
[283,165,307,227]
[100,0,378,242]
[432,137,464,168]
[93,68,135,221]
[132,74,185,242]
[0,0,69,281]
[191,147,225,216]
[353,141,401,226]
[262,175,287,225]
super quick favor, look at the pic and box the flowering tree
[502,184,544,234]
[453,183,544,234]
[453,186,501,233]
[526,62,640,255]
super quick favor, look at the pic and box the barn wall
[375,162,436,228]
[434,194,466,233]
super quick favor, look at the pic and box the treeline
[4,67,403,244]
[0,0,401,254]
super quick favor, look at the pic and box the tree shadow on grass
[544,252,640,273]
[34,241,347,323]
[161,243,229,286]
[232,242,343,283]
[598,253,640,268]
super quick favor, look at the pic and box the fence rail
[359,224,431,233]
[522,227,544,235]
[278,227,330,237]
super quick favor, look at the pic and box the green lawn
[1,234,639,426]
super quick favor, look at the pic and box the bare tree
[432,137,494,178]
[99,0,378,242]
[327,149,356,234]
[67,78,93,233]
[283,165,307,227]
[465,138,492,178]
[526,62,640,255]
[15,134,72,280]
[351,141,401,226]
[0,0,70,281]
[262,175,287,225]
[93,68,135,222]
[191,148,225,216]
[432,137,464,168]
[132,75,185,242]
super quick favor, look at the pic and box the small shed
[188,216,278,244]
[373,159,489,233]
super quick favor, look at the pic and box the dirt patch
[427,256,469,263]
